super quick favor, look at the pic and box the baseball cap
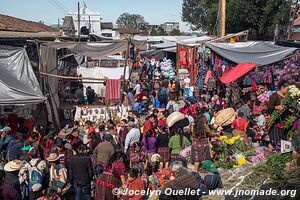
[0,126,11,132]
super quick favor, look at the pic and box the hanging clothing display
[105,79,121,103]
[179,47,187,67]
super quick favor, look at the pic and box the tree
[116,13,149,31]
[182,0,219,33]
[157,26,168,36]
[182,0,292,40]
[169,29,182,36]
[226,0,292,40]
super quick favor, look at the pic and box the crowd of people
[0,65,299,200]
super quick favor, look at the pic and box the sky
[0,0,191,31]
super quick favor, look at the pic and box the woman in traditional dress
[267,81,289,150]
[130,142,147,175]
[191,110,211,172]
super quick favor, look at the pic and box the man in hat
[0,127,13,153]
[160,161,207,200]
[7,132,23,161]
[133,99,142,115]
[4,160,23,196]
[47,153,68,194]
[201,160,223,190]
[141,96,149,114]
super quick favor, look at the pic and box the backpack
[167,104,174,114]
[28,159,43,192]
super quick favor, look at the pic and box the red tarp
[220,63,257,84]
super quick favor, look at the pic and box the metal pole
[78,1,81,42]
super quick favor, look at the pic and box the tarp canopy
[43,40,147,58]
[0,45,46,105]
[205,41,297,65]
[220,63,257,84]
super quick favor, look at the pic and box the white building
[161,22,180,33]
[69,3,102,35]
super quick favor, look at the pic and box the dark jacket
[0,182,20,200]
[5,172,21,197]
[7,139,22,161]
[69,154,94,186]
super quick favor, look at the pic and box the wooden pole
[123,37,130,80]
[218,0,226,37]
[78,1,81,42]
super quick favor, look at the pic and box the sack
[29,159,43,192]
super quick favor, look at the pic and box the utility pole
[58,18,60,28]
[78,1,81,42]
[88,15,91,33]
[218,0,226,37]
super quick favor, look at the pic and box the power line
[47,0,67,15]
[51,0,69,14]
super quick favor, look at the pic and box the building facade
[69,3,102,35]
[161,22,180,33]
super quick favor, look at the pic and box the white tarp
[0,45,46,105]
[77,66,129,95]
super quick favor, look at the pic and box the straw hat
[46,153,60,162]
[142,96,148,100]
[166,112,185,127]
[4,160,23,172]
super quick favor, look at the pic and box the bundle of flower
[213,135,254,169]
[267,85,300,128]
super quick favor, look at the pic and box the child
[126,168,144,200]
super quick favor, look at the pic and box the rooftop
[0,14,58,33]
[101,22,113,30]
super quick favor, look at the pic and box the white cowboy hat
[46,153,60,162]
[166,112,185,127]
[4,160,23,172]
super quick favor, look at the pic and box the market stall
[0,45,46,133]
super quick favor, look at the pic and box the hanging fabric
[179,47,188,67]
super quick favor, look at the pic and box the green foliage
[182,0,219,33]
[116,13,149,31]
[169,29,182,36]
[254,153,292,180]
[182,0,292,39]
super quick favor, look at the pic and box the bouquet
[267,85,300,127]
